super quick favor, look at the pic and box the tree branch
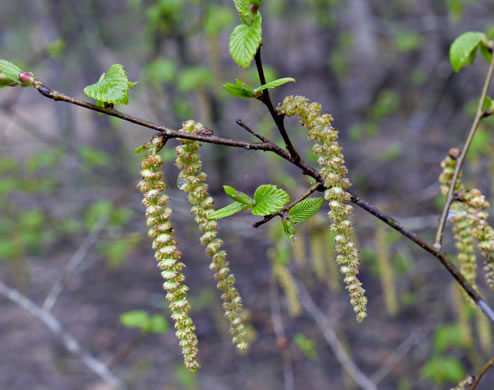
[0,280,126,390]
[297,281,378,390]
[26,76,494,322]
[254,47,301,163]
[470,356,494,389]
[434,53,494,250]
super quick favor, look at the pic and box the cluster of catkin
[279,96,368,322]
[137,134,200,372]
[439,148,494,291]
[175,120,249,351]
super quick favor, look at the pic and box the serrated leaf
[450,32,486,72]
[252,184,290,216]
[254,77,295,94]
[223,185,254,205]
[84,64,136,105]
[229,13,262,68]
[120,310,149,329]
[288,197,323,223]
[208,201,248,220]
[233,0,249,15]
[0,59,22,83]
[224,78,255,98]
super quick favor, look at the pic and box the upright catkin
[175,120,249,351]
[137,134,200,372]
[280,96,367,322]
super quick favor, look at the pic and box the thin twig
[0,280,126,390]
[253,182,322,227]
[434,53,494,250]
[236,119,270,142]
[42,212,110,312]
[108,332,145,369]
[297,282,378,390]
[270,278,295,390]
[470,356,494,389]
[254,47,301,163]
[31,80,273,151]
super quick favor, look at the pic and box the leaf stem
[470,355,494,390]
[434,53,494,250]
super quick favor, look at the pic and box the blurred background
[1,0,494,389]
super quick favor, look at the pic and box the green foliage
[224,185,255,205]
[449,32,487,72]
[205,5,235,36]
[468,128,490,158]
[77,146,111,167]
[223,78,255,98]
[229,13,262,68]
[84,64,136,105]
[252,184,290,216]
[44,38,66,59]
[120,310,169,334]
[288,197,323,223]
[143,57,177,85]
[378,143,403,162]
[421,357,465,384]
[370,90,400,119]
[254,77,296,95]
[433,324,464,353]
[394,29,423,52]
[175,364,197,390]
[99,235,140,269]
[294,333,319,360]
[0,59,22,86]
[178,66,213,93]
[208,201,248,220]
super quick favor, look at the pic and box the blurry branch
[434,53,494,250]
[471,356,494,390]
[0,280,126,390]
[27,58,494,321]
[297,282,378,390]
[270,279,295,390]
[370,332,421,385]
[42,212,110,311]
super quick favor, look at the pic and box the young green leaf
[482,95,493,112]
[84,64,136,105]
[224,78,255,98]
[288,197,323,223]
[229,13,262,68]
[254,77,295,95]
[252,184,290,216]
[282,218,296,242]
[480,44,493,65]
[449,32,486,72]
[0,59,22,84]
[147,314,169,334]
[120,310,149,329]
[223,185,254,205]
[208,201,249,220]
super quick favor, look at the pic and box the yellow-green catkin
[137,134,200,372]
[439,150,477,293]
[273,262,302,317]
[280,96,367,322]
[376,221,399,316]
[325,230,341,292]
[450,375,475,390]
[464,189,494,291]
[309,223,327,281]
[452,284,473,348]
[175,120,249,351]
